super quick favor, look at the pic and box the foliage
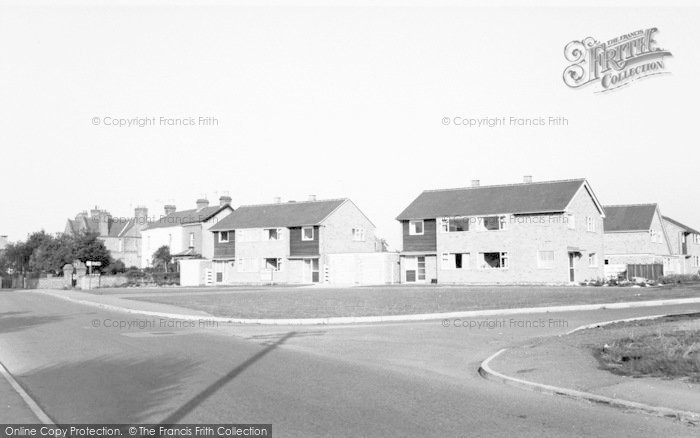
[106,259,127,275]
[658,274,700,284]
[151,246,173,272]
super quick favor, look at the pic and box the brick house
[207,197,391,285]
[396,177,606,284]
[140,196,233,268]
[661,216,700,275]
[65,206,148,268]
[602,204,680,273]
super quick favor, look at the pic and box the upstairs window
[302,226,314,241]
[219,231,230,243]
[408,220,424,235]
[266,228,281,241]
[566,214,576,230]
[439,217,470,232]
[189,232,195,248]
[586,216,595,232]
[352,228,366,241]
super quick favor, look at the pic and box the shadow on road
[0,311,66,335]
[17,354,202,423]
[160,331,297,425]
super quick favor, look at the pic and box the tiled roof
[107,218,135,237]
[396,179,587,220]
[143,205,230,230]
[603,204,657,232]
[662,216,700,235]
[210,199,346,231]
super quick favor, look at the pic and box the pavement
[2,289,700,436]
[485,317,700,420]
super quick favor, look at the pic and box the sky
[0,0,698,250]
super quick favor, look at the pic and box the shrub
[658,274,700,285]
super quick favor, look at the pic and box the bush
[106,260,126,275]
[658,274,700,285]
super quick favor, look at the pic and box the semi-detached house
[206,197,396,285]
[396,177,606,284]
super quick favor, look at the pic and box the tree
[73,233,113,273]
[152,246,172,272]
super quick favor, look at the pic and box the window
[352,227,366,241]
[588,253,598,267]
[302,226,314,241]
[586,216,595,232]
[265,228,281,240]
[566,214,576,230]
[650,229,661,243]
[409,220,424,235]
[537,251,555,269]
[219,231,230,243]
[472,216,508,231]
[480,252,508,269]
[483,216,500,231]
[118,239,124,252]
[695,234,700,244]
[264,258,282,271]
[441,253,470,269]
[694,256,700,267]
[189,232,195,248]
[439,217,470,233]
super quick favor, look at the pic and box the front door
[302,259,320,283]
[568,253,575,282]
[404,256,426,283]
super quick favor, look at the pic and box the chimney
[308,194,317,202]
[90,206,101,218]
[164,204,176,216]
[219,194,232,207]
[95,209,111,236]
[134,206,149,228]
[196,198,209,210]
[471,179,480,188]
[273,196,282,204]
[523,175,533,183]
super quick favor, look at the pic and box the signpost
[86,261,102,290]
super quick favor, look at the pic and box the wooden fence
[626,263,664,281]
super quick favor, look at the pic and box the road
[1,289,698,437]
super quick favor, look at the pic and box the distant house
[396,177,606,284]
[140,196,233,268]
[206,196,394,285]
[602,204,680,273]
[662,216,700,275]
[65,206,148,268]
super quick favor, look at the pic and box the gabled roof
[108,218,135,237]
[210,199,346,231]
[603,204,658,232]
[143,205,230,230]
[662,216,700,235]
[396,179,591,220]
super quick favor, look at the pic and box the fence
[626,263,664,281]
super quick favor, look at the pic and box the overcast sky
[1,0,697,249]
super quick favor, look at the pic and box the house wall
[213,230,236,259]
[289,226,320,256]
[401,219,437,252]
[218,227,291,283]
[604,209,672,267]
[140,226,184,268]
[319,200,377,254]
[661,219,700,275]
[201,208,233,260]
[434,185,605,284]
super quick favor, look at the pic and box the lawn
[122,284,700,319]
[594,313,700,382]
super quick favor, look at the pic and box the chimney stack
[134,206,149,228]
[308,194,317,202]
[219,192,232,207]
[164,204,176,216]
[523,175,533,183]
[471,179,480,188]
[273,196,282,204]
[196,198,209,210]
